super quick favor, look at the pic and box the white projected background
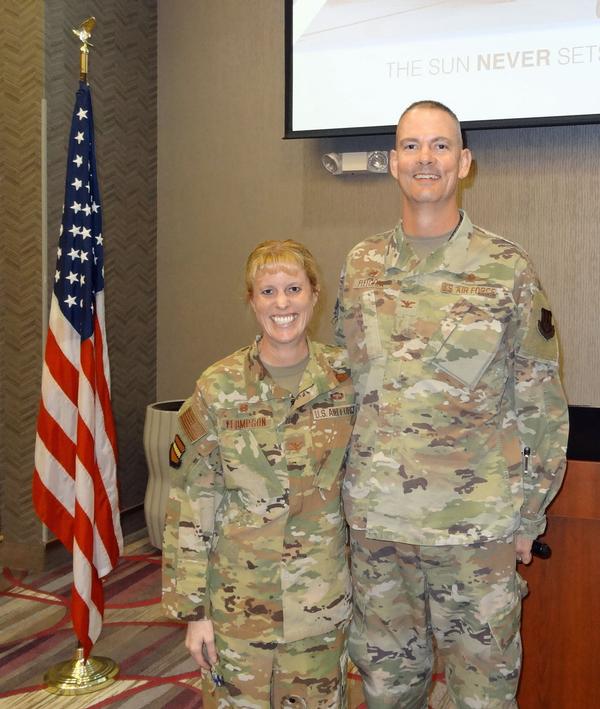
[291,0,600,132]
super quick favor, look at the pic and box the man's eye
[404,143,417,150]
[436,143,449,150]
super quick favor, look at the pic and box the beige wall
[158,0,600,406]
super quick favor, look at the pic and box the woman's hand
[185,619,217,669]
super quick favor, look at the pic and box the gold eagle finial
[72,16,96,46]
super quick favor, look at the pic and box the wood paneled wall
[519,460,600,708]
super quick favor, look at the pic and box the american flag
[32,82,123,658]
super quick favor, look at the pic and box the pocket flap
[424,299,505,389]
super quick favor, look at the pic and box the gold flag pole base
[43,647,119,695]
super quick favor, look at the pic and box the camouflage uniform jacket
[162,338,356,643]
[334,211,568,546]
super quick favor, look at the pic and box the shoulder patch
[538,307,555,341]
[169,434,185,468]
[179,406,207,443]
[520,291,559,363]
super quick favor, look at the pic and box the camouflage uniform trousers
[201,626,348,708]
[348,529,526,709]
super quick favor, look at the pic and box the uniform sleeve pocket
[424,299,505,389]
[343,289,384,365]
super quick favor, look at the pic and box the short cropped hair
[245,240,320,300]
[399,100,463,147]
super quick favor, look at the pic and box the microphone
[531,540,551,559]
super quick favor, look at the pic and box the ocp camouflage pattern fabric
[334,211,568,546]
[162,338,356,644]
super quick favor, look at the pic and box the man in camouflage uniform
[334,100,568,708]
[162,337,356,708]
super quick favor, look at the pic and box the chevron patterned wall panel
[0,0,45,548]
[0,0,157,554]
[45,0,158,512]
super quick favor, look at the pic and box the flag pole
[42,17,120,695]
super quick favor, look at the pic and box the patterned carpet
[0,530,450,708]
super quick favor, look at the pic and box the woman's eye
[261,288,273,296]
[288,286,301,294]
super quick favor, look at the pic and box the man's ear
[458,148,472,179]
[389,149,399,180]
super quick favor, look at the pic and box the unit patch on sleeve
[169,434,186,469]
[520,291,560,363]
[537,307,555,341]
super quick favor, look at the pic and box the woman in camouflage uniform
[162,240,356,708]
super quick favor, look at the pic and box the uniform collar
[244,337,342,406]
[385,210,474,276]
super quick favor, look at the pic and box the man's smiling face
[390,106,472,210]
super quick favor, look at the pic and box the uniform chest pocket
[217,412,285,501]
[311,391,356,490]
[343,289,384,365]
[422,298,505,390]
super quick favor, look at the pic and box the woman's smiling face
[250,266,317,359]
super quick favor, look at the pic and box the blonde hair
[245,240,320,300]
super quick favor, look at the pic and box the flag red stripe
[71,584,92,659]
[36,400,76,478]
[74,499,95,566]
[32,470,74,551]
[93,316,118,455]
[44,329,79,405]
[91,568,104,616]
[78,339,121,564]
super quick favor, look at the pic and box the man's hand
[515,535,533,565]
[185,619,217,669]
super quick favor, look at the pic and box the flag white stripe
[48,294,80,369]
[34,435,76,514]
[77,353,96,435]
[40,364,78,441]
[92,525,113,578]
[95,293,112,388]
[74,458,95,524]
[73,541,103,643]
